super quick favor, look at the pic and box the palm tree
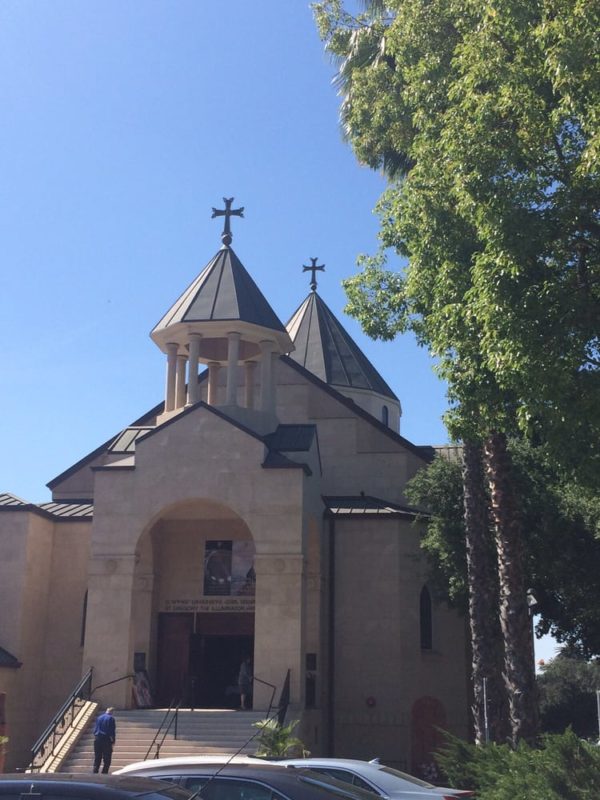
[316,2,410,177]
[484,432,538,743]
[462,440,508,743]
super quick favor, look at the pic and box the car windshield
[298,771,380,800]
[377,767,435,790]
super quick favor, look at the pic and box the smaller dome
[286,291,398,401]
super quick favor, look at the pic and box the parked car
[0,773,194,800]
[115,755,265,775]
[275,759,474,800]
[113,762,382,800]
[115,756,473,800]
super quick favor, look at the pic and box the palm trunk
[483,431,538,744]
[462,440,508,744]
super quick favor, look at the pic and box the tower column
[175,354,187,409]
[259,340,276,413]
[187,333,202,405]
[244,361,257,409]
[271,350,279,412]
[207,362,221,406]
[225,332,241,406]
[165,343,178,412]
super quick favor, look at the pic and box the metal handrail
[29,668,93,771]
[252,675,277,718]
[91,673,135,696]
[144,699,181,760]
[194,669,292,793]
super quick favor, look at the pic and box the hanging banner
[203,540,255,597]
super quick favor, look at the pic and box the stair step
[58,709,268,774]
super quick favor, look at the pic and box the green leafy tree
[407,441,600,655]
[511,441,600,654]
[314,0,600,742]
[317,0,539,744]
[405,446,509,742]
[538,651,600,740]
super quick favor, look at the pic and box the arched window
[381,405,389,426]
[420,586,433,650]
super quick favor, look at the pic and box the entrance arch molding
[84,438,309,710]
[134,497,257,709]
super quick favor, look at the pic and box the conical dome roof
[150,200,291,427]
[286,291,398,401]
[151,244,292,360]
[152,246,286,335]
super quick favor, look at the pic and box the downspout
[326,514,336,755]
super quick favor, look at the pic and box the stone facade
[0,234,469,773]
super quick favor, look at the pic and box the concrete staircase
[59,709,267,773]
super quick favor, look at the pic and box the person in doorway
[92,706,116,773]
[238,656,253,710]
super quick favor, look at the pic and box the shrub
[252,718,307,758]
[436,729,600,799]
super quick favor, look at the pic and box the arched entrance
[137,499,256,709]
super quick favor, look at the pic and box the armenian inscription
[164,597,255,613]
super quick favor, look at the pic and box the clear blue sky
[0,0,449,502]
[0,0,558,664]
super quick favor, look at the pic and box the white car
[115,755,472,800]
[275,758,473,800]
[114,755,266,776]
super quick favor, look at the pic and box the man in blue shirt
[92,707,116,773]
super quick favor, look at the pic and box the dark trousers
[93,735,113,773]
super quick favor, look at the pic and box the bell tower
[150,198,293,432]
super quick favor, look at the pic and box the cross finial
[211,197,244,246]
[303,257,325,291]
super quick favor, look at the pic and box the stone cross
[303,257,325,291]
[211,197,244,245]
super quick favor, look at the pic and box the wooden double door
[156,612,254,708]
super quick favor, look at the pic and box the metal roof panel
[155,247,285,332]
[286,292,398,400]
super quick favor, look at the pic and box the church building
[0,200,469,773]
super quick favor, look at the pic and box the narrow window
[381,405,389,426]
[420,586,432,650]
[80,590,88,647]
